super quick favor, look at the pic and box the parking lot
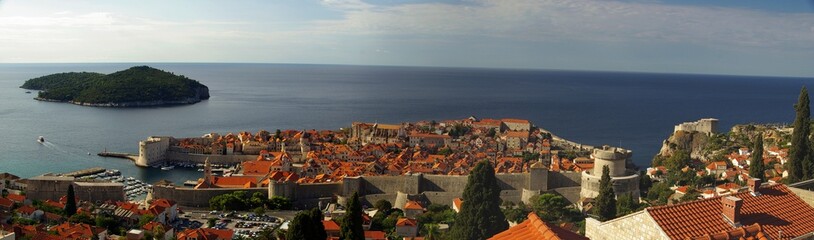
[174,209,299,238]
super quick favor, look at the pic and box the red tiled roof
[6,193,25,203]
[404,201,423,210]
[364,230,386,240]
[395,218,417,227]
[323,220,340,231]
[452,198,463,210]
[647,184,814,240]
[177,228,233,240]
[688,223,769,240]
[501,118,530,124]
[0,197,12,208]
[489,212,588,240]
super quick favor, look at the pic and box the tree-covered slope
[21,66,209,105]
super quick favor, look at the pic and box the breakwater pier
[60,167,106,178]
[98,151,137,161]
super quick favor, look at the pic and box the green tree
[448,160,508,240]
[95,215,120,233]
[531,193,567,222]
[374,199,392,213]
[340,192,364,240]
[268,196,292,210]
[286,211,310,240]
[615,193,639,216]
[749,135,766,179]
[152,224,166,240]
[309,208,327,240]
[664,150,691,173]
[68,213,94,224]
[65,184,77,217]
[593,166,617,221]
[422,223,441,240]
[253,207,266,216]
[139,214,155,228]
[789,86,811,182]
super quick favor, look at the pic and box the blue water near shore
[0,63,811,184]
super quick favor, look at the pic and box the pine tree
[65,184,77,217]
[594,165,617,221]
[788,86,810,183]
[340,192,364,240]
[448,160,509,240]
[749,135,765,179]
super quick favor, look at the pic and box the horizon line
[1,61,812,79]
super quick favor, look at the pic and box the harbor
[60,167,153,201]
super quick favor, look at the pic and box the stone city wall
[548,171,582,189]
[157,169,583,208]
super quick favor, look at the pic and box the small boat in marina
[161,165,175,170]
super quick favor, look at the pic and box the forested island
[21,66,210,107]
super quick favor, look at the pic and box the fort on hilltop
[674,118,718,134]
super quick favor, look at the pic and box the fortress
[153,164,585,209]
[580,146,640,199]
[674,118,718,134]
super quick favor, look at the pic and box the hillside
[21,66,210,107]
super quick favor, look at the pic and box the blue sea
[0,63,811,184]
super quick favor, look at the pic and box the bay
[0,63,810,184]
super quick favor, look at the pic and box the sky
[0,0,813,77]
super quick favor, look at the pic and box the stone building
[674,118,718,134]
[580,146,640,199]
[351,122,405,145]
[408,133,451,148]
[137,136,172,167]
[73,182,125,204]
[26,176,124,203]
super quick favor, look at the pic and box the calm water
[0,63,811,184]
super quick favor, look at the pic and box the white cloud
[311,0,814,50]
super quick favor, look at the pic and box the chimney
[722,196,743,226]
[748,178,762,195]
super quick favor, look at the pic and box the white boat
[161,165,175,170]
[37,136,44,143]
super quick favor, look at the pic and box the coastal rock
[657,130,712,161]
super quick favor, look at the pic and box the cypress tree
[340,192,364,240]
[594,165,617,221]
[448,160,508,240]
[749,135,765,179]
[310,208,327,240]
[788,86,810,183]
[65,184,77,217]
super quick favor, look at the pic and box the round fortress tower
[580,145,640,200]
[592,146,631,178]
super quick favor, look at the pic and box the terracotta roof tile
[647,184,814,240]
[489,212,587,240]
